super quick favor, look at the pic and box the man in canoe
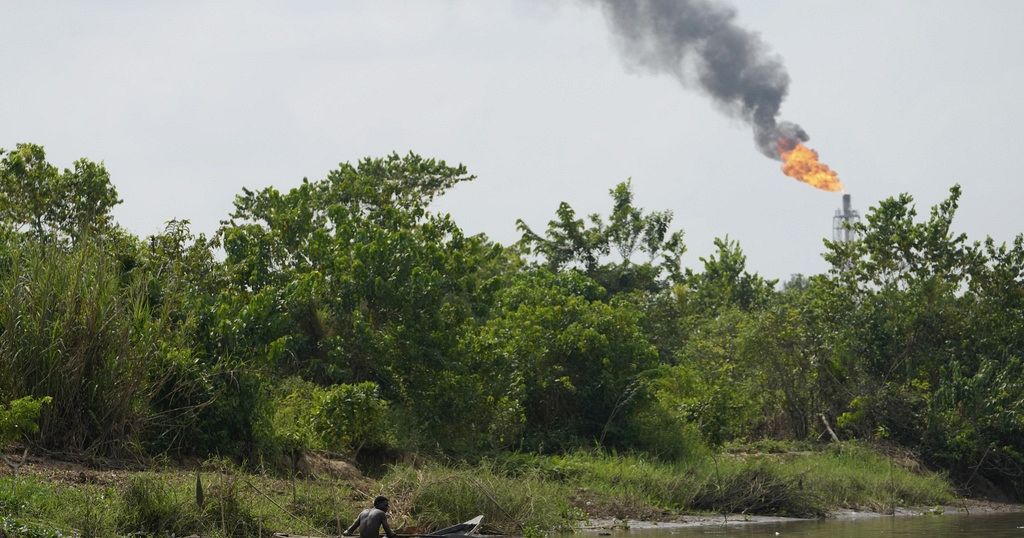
[343,495,396,538]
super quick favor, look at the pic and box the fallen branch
[1,447,30,474]
[819,414,840,443]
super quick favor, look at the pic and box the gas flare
[778,142,843,192]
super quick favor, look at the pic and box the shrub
[270,377,321,457]
[311,381,393,454]
[271,379,394,457]
[0,396,52,446]
[621,366,709,461]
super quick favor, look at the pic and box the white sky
[3,1,1023,279]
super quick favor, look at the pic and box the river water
[596,512,1024,537]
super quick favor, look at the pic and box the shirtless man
[343,495,396,538]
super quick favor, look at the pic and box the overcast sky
[3,1,1023,279]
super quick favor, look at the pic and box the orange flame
[778,142,843,192]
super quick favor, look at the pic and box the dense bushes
[462,270,659,450]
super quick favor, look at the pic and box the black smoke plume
[591,0,808,158]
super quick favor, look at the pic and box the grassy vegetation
[382,463,582,535]
[0,443,955,536]
[0,463,364,538]
[494,443,953,520]
[775,444,954,512]
[0,474,119,537]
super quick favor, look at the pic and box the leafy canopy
[0,143,120,243]
[517,180,686,292]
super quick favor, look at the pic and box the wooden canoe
[275,515,484,538]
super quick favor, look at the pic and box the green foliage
[311,382,393,453]
[788,443,954,511]
[0,473,120,537]
[140,219,269,457]
[0,143,1020,500]
[690,462,824,517]
[117,476,201,536]
[217,153,504,416]
[1,516,73,538]
[836,381,930,445]
[463,270,659,449]
[738,292,823,439]
[527,446,950,518]
[0,143,120,243]
[0,396,52,446]
[682,236,776,313]
[621,367,709,460]
[270,377,321,454]
[673,309,764,445]
[817,185,1024,493]
[272,379,394,456]
[1,447,951,534]
[517,180,686,292]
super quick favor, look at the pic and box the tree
[0,143,120,243]
[517,180,686,293]
[682,236,775,314]
[819,185,1024,494]
[673,307,763,445]
[216,153,511,449]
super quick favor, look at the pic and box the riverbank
[0,443,983,537]
[583,499,1023,532]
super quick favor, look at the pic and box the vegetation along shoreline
[1,442,1017,536]
[1,144,1022,536]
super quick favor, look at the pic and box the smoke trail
[591,0,808,158]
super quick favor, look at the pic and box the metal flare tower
[833,194,861,242]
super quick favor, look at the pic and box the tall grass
[384,462,581,534]
[771,443,954,511]
[0,240,162,456]
[525,445,953,518]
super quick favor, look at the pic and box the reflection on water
[592,512,1024,538]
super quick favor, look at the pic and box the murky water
[594,512,1024,537]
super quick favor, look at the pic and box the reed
[0,240,161,456]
